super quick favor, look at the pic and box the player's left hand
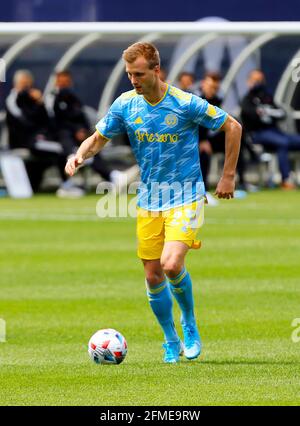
[214,175,235,199]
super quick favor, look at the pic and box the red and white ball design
[88,328,127,365]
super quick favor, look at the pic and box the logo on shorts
[165,114,178,128]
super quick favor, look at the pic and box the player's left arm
[215,115,242,199]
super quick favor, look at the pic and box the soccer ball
[88,328,127,365]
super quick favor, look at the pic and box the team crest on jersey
[165,114,178,128]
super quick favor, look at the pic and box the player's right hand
[65,154,84,177]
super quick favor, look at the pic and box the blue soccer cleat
[162,339,184,364]
[182,322,202,360]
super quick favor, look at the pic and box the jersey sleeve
[189,94,228,130]
[95,97,126,139]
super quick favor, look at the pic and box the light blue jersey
[96,84,227,211]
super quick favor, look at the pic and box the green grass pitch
[0,190,299,406]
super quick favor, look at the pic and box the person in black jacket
[194,72,245,195]
[6,70,66,192]
[6,70,52,149]
[241,69,300,189]
[196,72,224,192]
[48,71,127,187]
[48,71,90,157]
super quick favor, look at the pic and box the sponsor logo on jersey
[135,130,179,143]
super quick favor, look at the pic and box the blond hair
[122,42,160,69]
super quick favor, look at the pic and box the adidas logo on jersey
[134,117,143,124]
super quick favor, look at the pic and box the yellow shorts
[136,199,205,259]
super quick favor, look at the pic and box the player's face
[126,56,159,95]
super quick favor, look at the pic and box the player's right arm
[65,130,108,177]
[65,96,125,176]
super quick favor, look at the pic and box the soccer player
[65,43,242,363]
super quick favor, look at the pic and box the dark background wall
[1,0,300,111]
[1,0,300,22]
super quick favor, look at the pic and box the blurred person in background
[196,72,247,200]
[49,70,90,157]
[5,70,67,192]
[177,71,195,92]
[197,71,223,199]
[241,69,300,190]
[47,70,129,195]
